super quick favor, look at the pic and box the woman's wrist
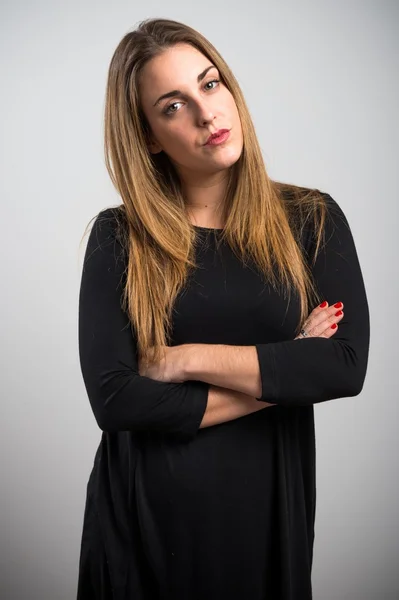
[200,385,273,428]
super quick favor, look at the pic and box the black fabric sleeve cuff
[177,380,210,440]
[254,343,278,402]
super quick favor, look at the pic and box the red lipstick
[205,129,230,146]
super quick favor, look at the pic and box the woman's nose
[196,102,215,126]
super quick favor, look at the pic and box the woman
[77,17,370,600]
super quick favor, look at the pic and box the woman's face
[139,43,243,181]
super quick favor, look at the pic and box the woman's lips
[205,130,230,146]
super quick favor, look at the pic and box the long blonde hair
[83,18,329,364]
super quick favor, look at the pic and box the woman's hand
[138,345,189,383]
[295,301,344,339]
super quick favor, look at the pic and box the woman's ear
[142,116,163,154]
[147,138,163,154]
[145,129,163,154]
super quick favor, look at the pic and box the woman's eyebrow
[153,65,217,107]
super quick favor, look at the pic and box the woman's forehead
[139,45,215,105]
[141,45,211,87]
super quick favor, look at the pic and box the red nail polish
[335,310,343,317]
[331,323,337,329]
[334,302,342,308]
[319,301,328,308]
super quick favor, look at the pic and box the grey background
[1,1,397,598]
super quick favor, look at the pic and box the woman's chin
[209,150,242,170]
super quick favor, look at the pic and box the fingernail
[331,323,338,329]
[334,302,343,308]
[319,301,328,308]
[335,310,343,317]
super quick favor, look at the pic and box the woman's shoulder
[89,204,128,246]
[276,181,345,222]
[275,182,352,261]
[95,204,126,232]
[82,205,128,267]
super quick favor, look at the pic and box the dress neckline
[193,225,224,232]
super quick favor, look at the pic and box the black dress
[77,193,370,599]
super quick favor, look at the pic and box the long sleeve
[255,194,370,406]
[78,208,209,440]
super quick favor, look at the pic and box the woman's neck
[181,171,229,229]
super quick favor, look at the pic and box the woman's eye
[205,78,220,90]
[164,79,220,115]
[164,102,182,115]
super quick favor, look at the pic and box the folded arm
[78,210,210,440]
[184,195,370,406]
[185,344,262,399]
[78,210,272,440]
